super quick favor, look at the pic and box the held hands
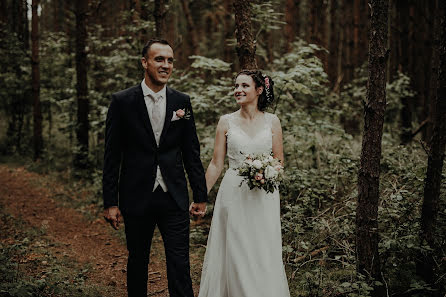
[103,206,122,230]
[189,202,207,218]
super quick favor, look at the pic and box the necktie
[151,94,162,133]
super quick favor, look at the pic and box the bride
[195,70,291,297]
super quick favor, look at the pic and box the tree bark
[353,0,361,69]
[0,0,7,24]
[327,0,339,87]
[426,0,440,146]
[3,0,29,153]
[180,0,199,56]
[154,0,167,38]
[343,0,353,82]
[74,0,89,169]
[356,0,388,295]
[32,0,42,160]
[422,1,436,142]
[284,0,296,52]
[234,0,257,70]
[223,0,234,67]
[418,0,446,288]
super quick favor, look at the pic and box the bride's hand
[189,202,207,217]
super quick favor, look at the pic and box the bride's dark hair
[237,70,275,111]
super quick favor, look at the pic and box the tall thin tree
[418,0,446,290]
[223,0,234,66]
[0,0,7,24]
[74,0,89,169]
[355,0,388,295]
[154,0,167,38]
[284,0,297,52]
[234,0,257,69]
[180,0,199,56]
[32,0,42,160]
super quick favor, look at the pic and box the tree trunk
[343,0,353,82]
[180,0,199,56]
[74,0,89,169]
[223,0,234,68]
[5,0,30,153]
[422,1,436,142]
[426,0,440,146]
[356,0,388,295]
[323,0,331,70]
[234,0,257,70]
[417,0,446,289]
[20,0,29,50]
[0,0,7,24]
[154,0,167,38]
[396,0,412,144]
[327,0,339,87]
[353,0,361,69]
[284,0,295,52]
[32,0,42,160]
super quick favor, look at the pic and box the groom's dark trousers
[124,187,192,297]
[102,85,207,297]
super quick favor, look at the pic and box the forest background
[0,0,445,297]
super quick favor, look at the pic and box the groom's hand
[189,202,207,218]
[103,206,121,230]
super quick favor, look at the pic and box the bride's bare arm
[205,116,228,194]
[271,115,284,165]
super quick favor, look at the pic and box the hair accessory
[263,75,272,102]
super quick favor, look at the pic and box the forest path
[0,164,177,297]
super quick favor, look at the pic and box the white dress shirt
[141,79,168,192]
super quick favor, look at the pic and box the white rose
[265,165,278,179]
[252,160,262,169]
[268,155,274,161]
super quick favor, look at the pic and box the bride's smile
[234,74,263,106]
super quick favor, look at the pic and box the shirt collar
[141,79,166,100]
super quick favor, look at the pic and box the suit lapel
[160,87,175,145]
[135,85,157,145]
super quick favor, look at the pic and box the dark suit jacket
[102,84,207,216]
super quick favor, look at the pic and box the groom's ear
[141,57,148,69]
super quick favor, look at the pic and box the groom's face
[142,43,174,87]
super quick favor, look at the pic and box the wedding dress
[198,112,290,297]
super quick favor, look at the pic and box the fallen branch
[293,246,329,263]
[411,118,430,138]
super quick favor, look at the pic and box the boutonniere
[171,108,191,122]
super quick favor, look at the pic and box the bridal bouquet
[237,152,284,194]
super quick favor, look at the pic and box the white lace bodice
[225,112,275,169]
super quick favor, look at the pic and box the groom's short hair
[142,39,171,58]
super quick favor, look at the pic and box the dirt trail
[0,165,173,297]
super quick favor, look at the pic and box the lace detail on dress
[226,112,273,169]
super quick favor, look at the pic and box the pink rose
[176,109,186,118]
[265,77,270,88]
[255,173,263,181]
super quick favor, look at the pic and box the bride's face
[234,75,263,106]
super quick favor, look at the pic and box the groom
[102,38,207,297]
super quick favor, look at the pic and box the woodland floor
[0,163,206,297]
